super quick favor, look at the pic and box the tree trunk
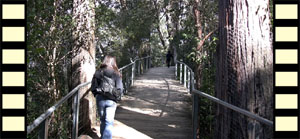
[216,0,273,139]
[72,0,97,133]
[193,0,203,50]
[193,0,216,90]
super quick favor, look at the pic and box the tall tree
[193,0,217,89]
[72,0,97,131]
[216,0,273,138]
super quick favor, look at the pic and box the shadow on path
[114,67,192,139]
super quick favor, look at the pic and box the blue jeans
[96,95,117,139]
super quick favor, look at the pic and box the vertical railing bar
[180,63,182,84]
[38,118,49,139]
[193,93,199,139]
[150,57,152,68]
[146,57,148,71]
[148,57,150,69]
[137,60,139,75]
[72,91,80,139]
[191,70,195,139]
[130,66,132,86]
[190,70,193,93]
[44,118,49,139]
[141,59,143,74]
[143,59,144,74]
[127,70,130,89]
[190,71,198,139]
[38,120,44,139]
[175,63,177,79]
[149,57,150,69]
[184,65,187,88]
[188,70,190,92]
[131,62,135,86]
[138,60,141,75]
[148,57,150,70]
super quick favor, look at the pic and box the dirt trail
[88,67,192,139]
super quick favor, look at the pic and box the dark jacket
[166,53,173,61]
[91,67,123,101]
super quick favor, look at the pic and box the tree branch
[197,29,217,50]
[156,26,166,48]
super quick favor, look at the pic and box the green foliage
[27,0,74,138]
[28,0,219,138]
[28,1,165,137]
[95,0,158,67]
[169,0,218,138]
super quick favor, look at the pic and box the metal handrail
[119,56,151,71]
[27,81,91,134]
[174,60,273,139]
[119,62,134,71]
[192,90,273,126]
[176,60,193,71]
[27,56,152,139]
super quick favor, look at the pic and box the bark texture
[216,0,273,139]
[72,0,97,133]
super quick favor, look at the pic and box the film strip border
[274,0,300,138]
[0,0,27,138]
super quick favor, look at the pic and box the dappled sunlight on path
[113,67,192,139]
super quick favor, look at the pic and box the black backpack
[91,70,122,101]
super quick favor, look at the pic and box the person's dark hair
[100,55,121,77]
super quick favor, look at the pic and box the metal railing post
[72,91,80,139]
[175,62,177,79]
[190,71,198,139]
[142,59,144,73]
[131,62,135,86]
[146,58,148,71]
[140,60,142,74]
[180,63,182,84]
[184,65,187,88]
[193,93,199,139]
[191,72,195,90]
[138,60,140,75]
[144,59,145,73]
[149,57,150,69]
[190,71,193,93]
[149,57,151,68]
[127,70,130,89]
[145,58,147,71]
[38,118,49,139]
[148,56,152,69]
[188,70,190,92]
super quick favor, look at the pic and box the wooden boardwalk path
[88,67,192,139]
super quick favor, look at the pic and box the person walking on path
[166,50,173,68]
[91,56,123,139]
